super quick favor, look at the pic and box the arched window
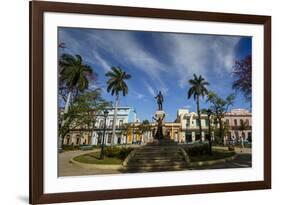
[97,133,102,144]
[66,135,70,145]
[245,119,250,126]
[234,119,237,126]
[76,135,80,145]
[107,133,112,144]
[225,119,229,125]
[240,119,243,125]
[99,120,104,128]
[242,132,245,139]
[248,132,252,142]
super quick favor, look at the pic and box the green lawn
[189,149,235,162]
[73,152,122,165]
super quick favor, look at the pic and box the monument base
[150,138,178,145]
[154,110,166,120]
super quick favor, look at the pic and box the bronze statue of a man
[155,91,164,110]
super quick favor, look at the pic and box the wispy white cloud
[85,31,170,93]
[144,83,156,97]
[92,52,111,71]
[60,28,241,96]
[136,93,144,99]
[160,34,241,88]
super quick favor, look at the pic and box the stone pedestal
[154,110,166,122]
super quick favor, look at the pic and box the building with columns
[63,107,251,146]
[176,109,213,143]
[92,107,139,145]
[224,108,252,142]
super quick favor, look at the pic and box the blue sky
[58,27,252,122]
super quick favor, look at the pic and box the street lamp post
[100,109,109,160]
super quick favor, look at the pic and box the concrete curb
[123,149,137,166]
[189,153,238,167]
[70,157,124,170]
[179,147,190,164]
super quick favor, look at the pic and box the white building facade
[92,107,139,145]
[176,109,213,143]
[224,109,252,142]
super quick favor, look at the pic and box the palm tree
[59,54,93,148]
[202,108,213,155]
[59,54,93,114]
[188,74,209,141]
[106,66,131,145]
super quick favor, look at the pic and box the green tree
[201,108,213,155]
[207,92,235,144]
[59,89,110,147]
[105,66,131,145]
[188,74,209,141]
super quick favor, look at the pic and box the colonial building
[224,108,252,141]
[62,107,251,146]
[176,109,212,143]
[92,107,139,145]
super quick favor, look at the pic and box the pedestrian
[241,136,244,153]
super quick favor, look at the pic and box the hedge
[104,147,134,160]
[184,143,209,156]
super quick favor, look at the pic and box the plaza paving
[59,149,122,176]
[58,147,252,176]
[187,153,252,170]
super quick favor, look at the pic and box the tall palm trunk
[208,116,212,155]
[111,94,119,146]
[59,90,73,148]
[196,95,202,141]
[64,90,72,114]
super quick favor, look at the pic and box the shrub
[91,145,99,149]
[104,146,120,158]
[185,143,209,156]
[62,145,80,151]
[103,147,134,160]
[119,147,134,160]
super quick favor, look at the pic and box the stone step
[134,150,181,154]
[138,146,179,150]
[128,161,186,166]
[124,145,188,172]
[138,147,180,151]
[130,158,184,163]
[125,164,188,171]
[134,153,182,158]
[130,158,184,164]
[136,149,181,153]
[132,156,184,161]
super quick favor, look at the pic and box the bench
[79,145,93,151]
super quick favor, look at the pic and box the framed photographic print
[30,0,271,204]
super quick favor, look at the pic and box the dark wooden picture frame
[30,1,271,204]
